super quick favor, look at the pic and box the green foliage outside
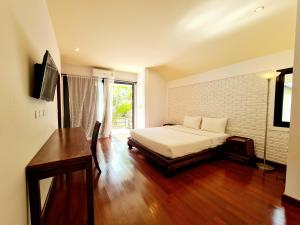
[112,83,133,128]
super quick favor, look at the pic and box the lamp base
[256,162,274,171]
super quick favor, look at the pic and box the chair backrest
[91,121,101,153]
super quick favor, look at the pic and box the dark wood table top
[27,128,91,170]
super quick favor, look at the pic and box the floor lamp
[256,72,276,171]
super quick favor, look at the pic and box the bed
[128,125,229,174]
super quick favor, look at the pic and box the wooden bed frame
[128,137,224,175]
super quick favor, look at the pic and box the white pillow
[201,117,228,133]
[183,116,202,129]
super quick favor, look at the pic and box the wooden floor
[45,136,300,225]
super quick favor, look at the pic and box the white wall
[0,0,60,224]
[167,50,294,164]
[136,70,146,128]
[145,69,167,127]
[284,2,300,201]
[168,50,294,88]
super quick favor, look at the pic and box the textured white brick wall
[168,73,289,164]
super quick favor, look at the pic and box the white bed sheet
[130,125,229,159]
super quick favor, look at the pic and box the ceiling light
[254,6,264,13]
[75,47,80,52]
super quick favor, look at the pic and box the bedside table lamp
[256,71,277,171]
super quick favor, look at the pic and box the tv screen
[33,50,60,101]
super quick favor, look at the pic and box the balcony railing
[112,115,133,129]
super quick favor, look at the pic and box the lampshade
[258,71,277,80]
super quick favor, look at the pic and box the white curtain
[97,80,104,123]
[67,76,99,138]
[100,78,114,137]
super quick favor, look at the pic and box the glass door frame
[113,80,136,129]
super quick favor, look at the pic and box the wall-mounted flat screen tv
[33,50,60,101]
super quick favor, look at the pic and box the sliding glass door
[112,81,134,132]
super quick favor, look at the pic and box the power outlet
[35,109,46,119]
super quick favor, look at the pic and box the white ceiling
[46,0,297,80]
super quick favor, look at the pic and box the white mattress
[130,125,229,159]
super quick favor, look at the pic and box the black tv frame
[33,50,59,101]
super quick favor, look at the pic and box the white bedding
[130,125,229,159]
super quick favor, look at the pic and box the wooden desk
[26,128,94,225]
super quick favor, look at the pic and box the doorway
[112,81,134,137]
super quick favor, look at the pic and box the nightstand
[224,136,256,164]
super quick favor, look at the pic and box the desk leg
[86,161,94,225]
[28,178,42,225]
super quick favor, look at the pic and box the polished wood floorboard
[44,136,300,225]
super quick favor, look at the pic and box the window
[274,68,293,128]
